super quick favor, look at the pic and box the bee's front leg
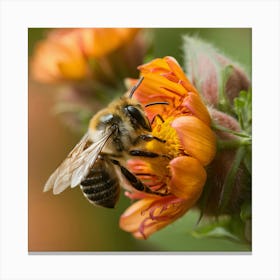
[110,158,166,196]
[133,134,166,145]
[129,150,171,160]
[110,159,145,192]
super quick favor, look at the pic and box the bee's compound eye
[125,105,151,131]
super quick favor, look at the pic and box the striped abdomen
[80,157,120,208]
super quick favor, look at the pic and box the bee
[44,78,168,208]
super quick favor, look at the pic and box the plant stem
[219,146,247,212]
[217,138,251,150]
[212,123,249,138]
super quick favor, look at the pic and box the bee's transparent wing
[44,131,112,195]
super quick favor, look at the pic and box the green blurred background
[28,28,251,252]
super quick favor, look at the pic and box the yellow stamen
[146,116,181,159]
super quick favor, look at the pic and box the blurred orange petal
[83,28,140,58]
[31,28,141,83]
[58,58,87,80]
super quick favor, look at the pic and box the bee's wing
[44,131,112,195]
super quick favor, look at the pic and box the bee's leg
[133,115,166,144]
[151,114,164,125]
[137,134,166,143]
[133,133,166,144]
[129,150,171,160]
[110,159,145,192]
[110,159,167,196]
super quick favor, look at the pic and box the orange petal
[132,220,168,240]
[142,72,187,97]
[182,92,211,126]
[120,196,191,239]
[169,156,206,199]
[164,56,188,82]
[165,56,199,94]
[172,116,216,166]
[138,58,170,73]
[126,159,148,172]
[119,198,155,232]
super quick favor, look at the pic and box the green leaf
[146,211,250,251]
[232,90,252,175]
[243,145,252,175]
[192,215,250,245]
[233,89,252,133]
[218,146,246,212]
[240,201,252,221]
[218,65,235,114]
[192,221,240,242]
[237,203,252,243]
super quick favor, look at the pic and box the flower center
[146,116,182,159]
[133,116,182,193]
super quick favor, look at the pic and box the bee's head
[125,76,167,132]
[123,103,151,132]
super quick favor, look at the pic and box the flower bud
[197,108,251,216]
[183,36,250,107]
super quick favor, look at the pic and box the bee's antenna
[129,76,144,98]
[145,101,169,108]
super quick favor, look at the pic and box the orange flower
[31,28,141,83]
[132,56,216,167]
[127,57,211,125]
[120,57,217,239]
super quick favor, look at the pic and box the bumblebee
[44,78,167,208]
